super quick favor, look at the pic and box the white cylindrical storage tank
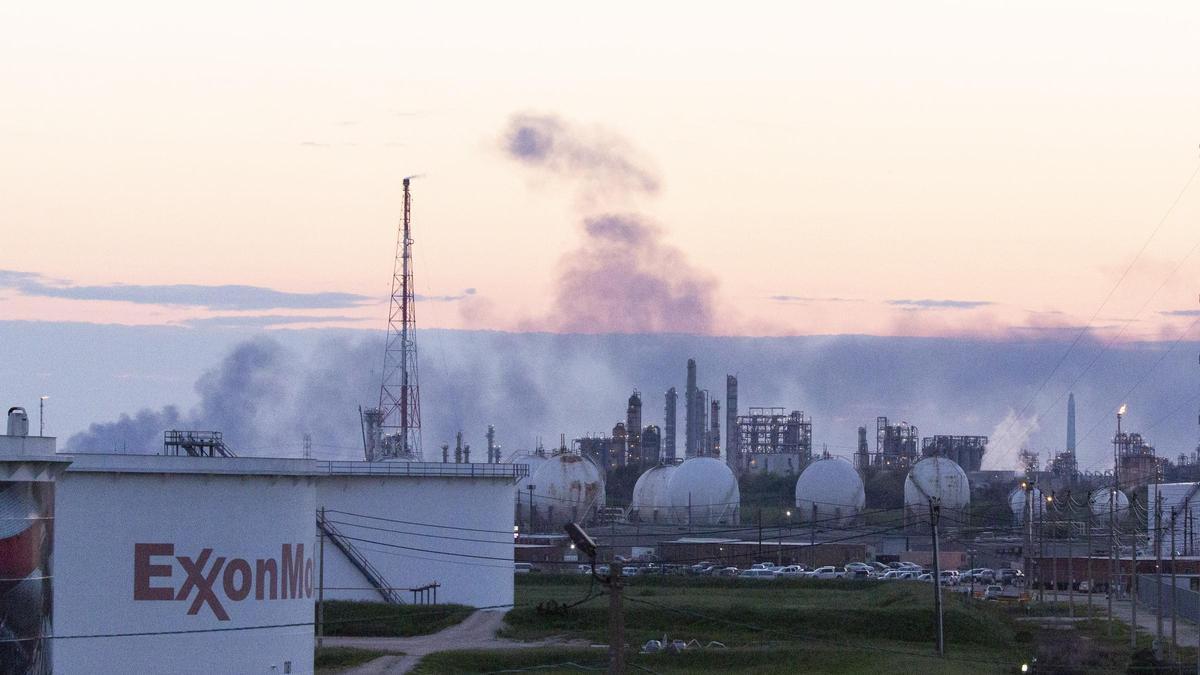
[529,452,606,530]
[630,464,677,524]
[52,455,317,674]
[1008,487,1044,525]
[795,458,865,527]
[1089,488,1130,519]
[904,457,970,518]
[666,457,740,526]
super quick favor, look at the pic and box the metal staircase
[317,511,404,604]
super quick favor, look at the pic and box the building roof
[57,453,530,480]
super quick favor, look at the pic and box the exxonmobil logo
[134,543,315,621]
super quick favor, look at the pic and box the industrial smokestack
[710,399,720,458]
[1067,392,1076,454]
[685,359,698,457]
[725,376,738,470]
[664,387,677,463]
[626,391,642,464]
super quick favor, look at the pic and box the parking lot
[533,559,1029,595]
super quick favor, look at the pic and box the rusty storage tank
[527,451,606,530]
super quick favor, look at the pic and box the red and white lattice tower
[371,177,422,460]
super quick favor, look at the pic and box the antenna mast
[374,177,422,460]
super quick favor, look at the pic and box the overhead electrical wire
[991,159,1200,462]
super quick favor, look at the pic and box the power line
[0,603,518,643]
[991,160,1200,463]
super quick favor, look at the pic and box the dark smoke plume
[61,326,1200,474]
[502,113,719,335]
[502,113,660,198]
[550,214,717,334]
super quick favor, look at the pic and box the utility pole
[1171,508,1178,654]
[1038,495,1045,603]
[1109,408,1120,636]
[757,507,763,559]
[1087,498,1094,615]
[811,503,817,569]
[1067,492,1074,617]
[1156,489,1164,643]
[929,497,944,657]
[317,507,326,649]
[1132,492,1139,650]
[528,484,536,533]
[608,561,625,675]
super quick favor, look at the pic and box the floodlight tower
[375,177,422,460]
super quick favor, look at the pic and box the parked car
[1078,580,1091,593]
[880,570,905,580]
[898,571,920,580]
[808,566,841,580]
[739,569,778,580]
[984,584,1004,600]
[961,568,995,584]
[514,562,535,574]
[844,567,872,580]
[998,568,1025,585]
[917,573,933,582]
[775,565,806,577]
[690,562,716,575]
[938,571,959,586]
[870,562,890,574]
[621,565,640,577]
[714,566,740,577]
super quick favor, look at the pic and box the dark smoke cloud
[502,113,719,335]
[52,320,1200,472]
[502,113,660,197]
[66,339,304,454]
[549,214,717,334]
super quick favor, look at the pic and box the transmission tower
[369,177,422,460]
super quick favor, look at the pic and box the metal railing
[316,461,529,480]
[318,511,404,604]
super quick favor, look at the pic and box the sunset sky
[2,1,1199,339]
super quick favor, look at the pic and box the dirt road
[327,610,589,674]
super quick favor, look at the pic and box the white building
[1,426,524,674]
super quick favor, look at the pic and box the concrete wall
[316,474,515,608]
[54,458,316,674]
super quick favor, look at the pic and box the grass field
[415,575,1035,674]
[320,600,474,637]
[315,646,392,672]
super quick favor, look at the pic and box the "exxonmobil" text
[134,543,315,621]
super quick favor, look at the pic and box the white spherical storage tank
[1008,487,1044,525]
[629,464,677,524]
[529,452,606,527]
[52,454,317,674]
[666,457,740,526]
[1090,488,1130,518]
[904,457,970,517]
[508,450,549,489]
[794,458,865,526]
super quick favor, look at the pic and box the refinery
[4,173,1199,674]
